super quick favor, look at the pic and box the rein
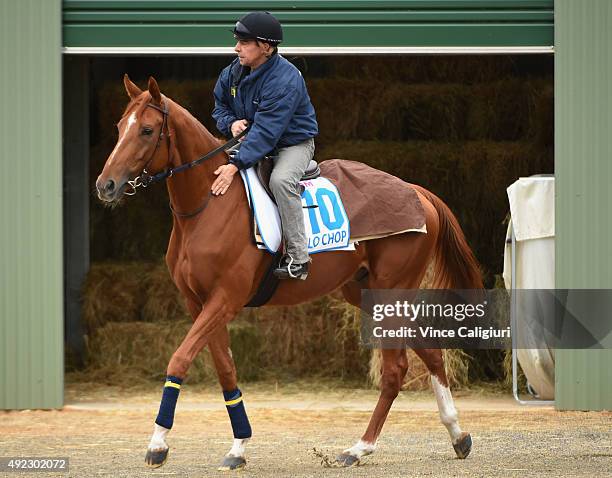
[169,190,214,218]
[126,101,249,195]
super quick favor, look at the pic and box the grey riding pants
[269,138,315,264]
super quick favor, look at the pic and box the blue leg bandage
[223,388,252,439]
[155,376,183,429]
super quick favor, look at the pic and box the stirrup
[273,255,309,280]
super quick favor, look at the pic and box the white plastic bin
[503,176,555,403]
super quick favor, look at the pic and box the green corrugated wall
[0,0,63,409]
[62,0,554,48]
[555,0,612,411]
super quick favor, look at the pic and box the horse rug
[239,158,427,254]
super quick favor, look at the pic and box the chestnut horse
[96,75,482,471]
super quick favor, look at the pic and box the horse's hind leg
[336,348,408,466]
[337,245,426,464]
[337,230,436,466]
[208,326,252,471]
[413,348,472,459]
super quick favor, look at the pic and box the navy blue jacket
[212,54,318,170]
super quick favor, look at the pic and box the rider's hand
[231,119,249,139]
[212,163,239,196]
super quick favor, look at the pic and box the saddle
[255,156,321,203]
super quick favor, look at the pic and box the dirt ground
[1,381,611,478]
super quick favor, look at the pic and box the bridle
[124,100,249,217]
[124,101,171,196]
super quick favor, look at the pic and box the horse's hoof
[218,455,246,471]
[335,453,360,467]
[453,432,472,459]
[145,448,169,468]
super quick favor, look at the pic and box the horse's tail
[413,185,483,289]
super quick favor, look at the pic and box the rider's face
[234,39,272,70]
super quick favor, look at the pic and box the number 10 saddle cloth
[239,158,427,255]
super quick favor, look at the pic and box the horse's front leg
[208,326,252,471]
[336,348,407,466]
[145,293,238,468]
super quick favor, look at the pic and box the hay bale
[94,76,553,165]
[465,349,506,384]
[78,318,264,385]
[310,78,552,146]
[368,349,430,391]
[249,296,370,382]
[529,82,554,148]
[142,260,189,323]
[326,56,517,84]
[82,262,156,333]
[228,320,264,381]
[82,259,190,331]
[443,349,472,389]
[89,164,172,261]
[368,348,472,391]
[80,287,479,387]
[82,265,371,382]
[307,79,377,143]
[502,348,527,391]
[80,320,214,385]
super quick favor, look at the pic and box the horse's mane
[119,92,224,148]
[164,95,224,147]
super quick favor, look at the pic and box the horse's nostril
[105,179,116,194]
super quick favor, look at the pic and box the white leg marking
[227,438,249,458]
[344,439,376,458]
[107,111,137,165]
[148,423,169,452]
[431,375,463,444]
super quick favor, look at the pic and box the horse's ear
[148,76,162,105]
[123,74,143,100]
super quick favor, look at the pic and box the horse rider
[211,11,319,280]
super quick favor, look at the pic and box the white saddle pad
[240,167,355,254]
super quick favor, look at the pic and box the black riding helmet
[232,11,283,44]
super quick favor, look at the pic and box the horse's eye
[142,127,154,136]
